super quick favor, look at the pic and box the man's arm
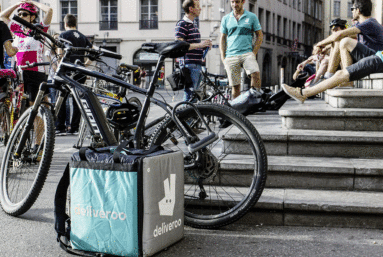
[219,33,227,63]
[253,30,263,56]
[4,41,18,57]
[176,37,211,50]
[316,27,360,48]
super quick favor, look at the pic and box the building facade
[1,0,324,87]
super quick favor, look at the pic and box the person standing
[220,0,263,99]
[175,0,212,101]
[55,14,92,136]
[1,1,52,104]
[140,67,147,89]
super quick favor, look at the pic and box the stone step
[220,155,383,191]
[355,73,383,90]
[225,105,383,158]
[244,188,383,228]
[325,88,383,108]
[279,100,383,131]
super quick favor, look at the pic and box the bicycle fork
[13,82,49,158]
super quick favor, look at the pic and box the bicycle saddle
[0,69,16,79]
[141,41,190,58]
[119,63,139,72]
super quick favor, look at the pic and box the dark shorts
[23,70,47,102]
[346,54,383,81]
[349,42,376,63]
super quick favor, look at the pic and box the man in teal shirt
[220,0,263,99]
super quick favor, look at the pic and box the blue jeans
[183,64,202,102]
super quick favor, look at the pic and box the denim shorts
[346,54,383,81]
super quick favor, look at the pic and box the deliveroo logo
[158,174,176,216]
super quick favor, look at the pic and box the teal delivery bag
[54,147,184,257]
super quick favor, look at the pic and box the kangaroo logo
[158,174,176,216]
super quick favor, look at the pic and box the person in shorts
[282,43,383,104]
[313,0,383,83]
[220,0,263,99]
[175,0,212,102]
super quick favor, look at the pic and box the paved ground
[1,90,383,256]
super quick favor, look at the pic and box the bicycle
[0,15,267,229]
[74,63,143,149]
[0,62,50,146]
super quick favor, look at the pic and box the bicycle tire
[0,105,55,216]
[149,103,267,229]
[0,104,10,146]
[128,96,142,110]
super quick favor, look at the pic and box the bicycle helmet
[329,18,347,29]
[18,3,39,19]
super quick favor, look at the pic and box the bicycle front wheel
[0,105,55,216]
[149,103,267,229]
[0,104,10,146]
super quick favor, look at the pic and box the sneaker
[67,130,79,135]
[282,84,307,104]
[55,129,67,136]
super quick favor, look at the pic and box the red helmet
[18,3,38,16]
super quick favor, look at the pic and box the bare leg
[232,85,241,99]
[250,72,261,90]
[303,69,350,97]
[327,41,341,73]
[312,58,329,84]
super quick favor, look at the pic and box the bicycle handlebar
[19,62,51,69]
[12,15,122,60]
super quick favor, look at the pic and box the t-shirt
[0,21,12,68]
[9,20,49,72]
[356,18,383,51]
[59,30,92,64]
[175,16,203,65]
[221,10,262,57]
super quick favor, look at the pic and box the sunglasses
[350,7,357,11]
[18,12,30,17]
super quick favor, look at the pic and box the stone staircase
[224,76,383,228]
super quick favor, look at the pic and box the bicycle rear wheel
[0,105,55,216]
[0,104,10,146]
[149,103,267,229]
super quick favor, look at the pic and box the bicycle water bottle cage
[141,41,190,59]
[172,102,218,153]
[0,69,16,79]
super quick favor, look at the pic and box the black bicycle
[0,15,267,229]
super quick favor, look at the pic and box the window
[297,23,301,42]
[348,2,353,18]
[100,0,118,30]
[319,2,322,20]
[334,0,340,17]
[258,8,264,28]
[60,0,77,31]
[298,0,302,11]
[140,0,158,29]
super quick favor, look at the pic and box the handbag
[166,66,193,91]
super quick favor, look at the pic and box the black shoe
[67,130,79,135]
[55,129,67,136]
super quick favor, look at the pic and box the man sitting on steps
[311,0,383,87]
[282,44,383,103]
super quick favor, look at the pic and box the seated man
[313,0,383,82]
[282,43,383,103]
[293,19,348,86]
